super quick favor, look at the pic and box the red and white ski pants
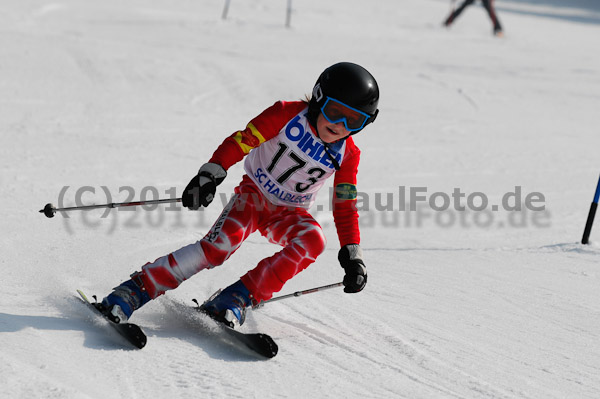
[134,175,327,303]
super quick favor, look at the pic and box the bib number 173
[266,143,326,193]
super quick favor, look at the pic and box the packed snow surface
[1,0,600,398]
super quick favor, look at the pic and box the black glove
[182,163,227,210]
[338,244,367,293]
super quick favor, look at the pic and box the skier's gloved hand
[182,163,227,210]
[338,244,367,293]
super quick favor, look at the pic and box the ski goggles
[320,97,374,132]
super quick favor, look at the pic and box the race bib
[244,110,346,208]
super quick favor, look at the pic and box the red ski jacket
[209,101,361,246]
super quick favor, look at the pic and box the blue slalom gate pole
[581,174,600,244]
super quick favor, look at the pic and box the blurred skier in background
[97,62,379,328]
[444,0,503,36]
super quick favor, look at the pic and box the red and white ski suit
[136,101,361,303]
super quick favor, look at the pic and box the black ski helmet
[307,62,379,134]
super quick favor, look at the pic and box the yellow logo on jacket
[233,123,266,154]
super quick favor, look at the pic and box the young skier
[444,0,503,36]
[99,62,379,328]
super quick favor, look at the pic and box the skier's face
[316,113,352,143]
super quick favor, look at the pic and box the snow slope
[1,0,600,397]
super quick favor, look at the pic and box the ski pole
[39,198,182,218]
[253,282,343,309]
[581,173,600,244]
[285,0,292,28]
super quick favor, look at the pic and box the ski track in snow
[2,0,600,398]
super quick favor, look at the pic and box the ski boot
[201,280,253,328]
[100,272,151,323]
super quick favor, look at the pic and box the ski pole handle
[253,282,344,309]
[39,198,182,218]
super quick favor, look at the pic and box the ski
[76,290,147,349]
[193,300,278,358]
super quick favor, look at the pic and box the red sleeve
[209,101,308,170]
[332,137,361,246]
